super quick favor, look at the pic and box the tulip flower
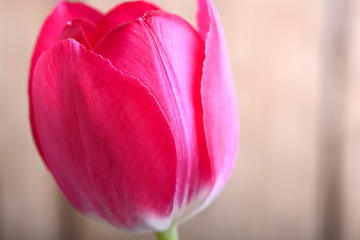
[29,0,238,239]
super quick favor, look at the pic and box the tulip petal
[30,1,102,75]
[197,0,239,206]
[97,1,160,37]
[95,11,212,215]
[30,1,103,159]
[31,39,177,232]
[58,18,101,49]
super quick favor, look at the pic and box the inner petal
[58,2,161,50]
[58,18,101,49]
[97,1,160,36]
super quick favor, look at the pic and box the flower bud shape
[29,0,239,232]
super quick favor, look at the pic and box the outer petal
[31,39,177,232]
[95,11,212,219]
[196,0,239,207]
[30,1,103,158]
[97,1,160,37]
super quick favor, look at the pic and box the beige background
[0,0,359,239]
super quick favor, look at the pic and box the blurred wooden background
[0,0,359,239]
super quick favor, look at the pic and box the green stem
[155,226,179,240]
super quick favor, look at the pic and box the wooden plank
[0,0,61,240]
[342,1,360,239]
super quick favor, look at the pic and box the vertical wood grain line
[342,1,360,239]
[320,0,348,239]
[57,191,84,240]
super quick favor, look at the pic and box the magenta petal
[30,1,102,75]
[31,39,177,232]
[29,2,103,158]
[95,11,212,209]
[97,1,160,36]
[197,0,239,201]
[58,18,101,49]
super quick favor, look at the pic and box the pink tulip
[29,0,239,235]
